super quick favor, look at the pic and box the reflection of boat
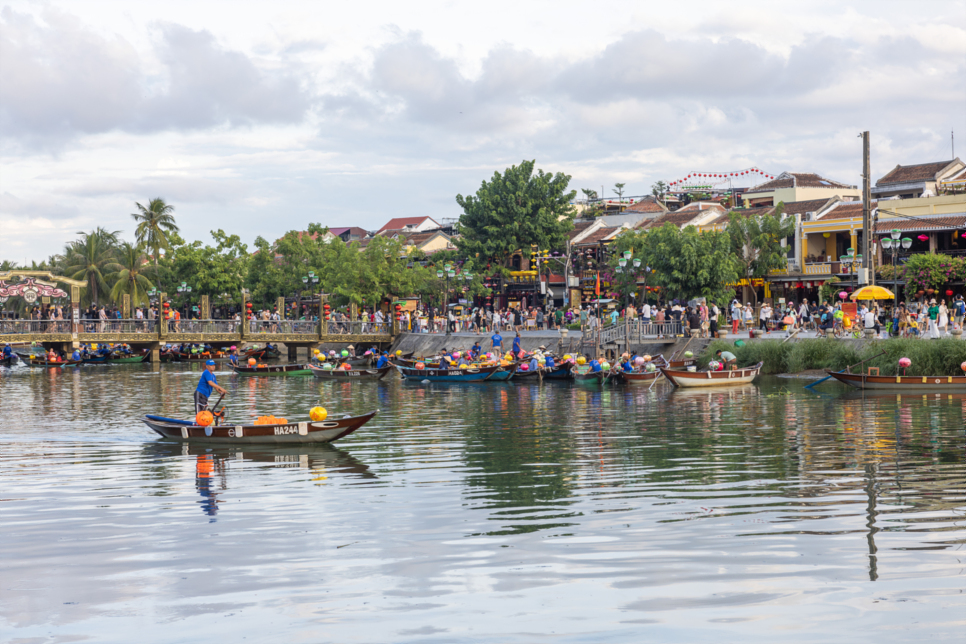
[232,363,313,376]
[668,383,758,400]
[826,370,966,392]
[396,363,501,382]
[661,362,763,387]
[309,364,393,380]
[25,357,83,368]
[142,410,377,443]
[142,442,377,479]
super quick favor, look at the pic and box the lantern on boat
[684,351,693,358]
[453,351,461,358]
[642,354,652,362]
[899,357,911,369]
[634,357,645,366]
[563,354,572,362]
[601,362,610,371]
[576,356,587,365]
[645,362,657,372]
[341,350,349,357]
[460,364,469,369]
[396,350,402,356]
[329,350,336,356]
[310,406,327,421]
[195,410,214,427]
[520,364,529,371]
[415,362,426,370]
[341,363,351,370]
[322,363,334,370]
[248,358,256,366]
[709,360,721,371]
[961,361,966,372]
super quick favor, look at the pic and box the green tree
[0,260,18,271]
[613,182,626,201]
[725,204,795,308]
[651,181,667,199]
[165,230,250,305]
[456,160,577,271]
[611,224,739,304]
[132,198,179,292]
[62,228,119,305]
[107,242,157,307]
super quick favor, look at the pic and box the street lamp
[176,282,192,320]
[839,248,861,298]
[880,229,912,312]
[296,272,319,320]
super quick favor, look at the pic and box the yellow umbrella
[849,285,895,300]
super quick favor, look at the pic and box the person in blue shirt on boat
[589,357,602,373]
[544,354,555,370]
[2,343,12,360]
[195,360,227,413]
[512,333,522,355]
[97,345,110,357]
[491,331,503,351]
[72,348,81,361]
[471,341,481,358]
[375,352,390,369]
[621,356,634,372]
[228,346,239,366]
[528,355,539,372]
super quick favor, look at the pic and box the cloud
[0,8,311,148]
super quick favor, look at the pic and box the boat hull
[142,410,377,444]
[661,362,762,388]
[396,363,500,382]
[826,371,966,392]
[310,365,392,380]
[542,365,573,380]
[232,364,313,376]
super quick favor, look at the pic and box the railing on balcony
[324,321,391,336]
[0,320,73,335]
[803,263,833,275]
[249,320,320,335]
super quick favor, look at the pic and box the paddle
[208,392,226,425]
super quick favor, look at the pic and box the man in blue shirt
[544,354,555,370]
[376,352,390,369]
[589,357,602,373]
[471,341,481,358]
[228,347,239,366]
[491,331,503,351]
[1,343,11,361]
[71,348,81,361]
[621,356,633,372]
[512,333,522,355]
[195,360,227,414]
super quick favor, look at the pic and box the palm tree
[132,198,178,292]
[107,242,157,308]
[63,228,119,306]
[0,259,18,272]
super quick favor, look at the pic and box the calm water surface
[1,363,964,643]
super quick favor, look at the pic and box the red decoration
[946,290,954,297]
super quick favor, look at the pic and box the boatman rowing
[195,359,228,413]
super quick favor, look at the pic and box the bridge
[0,271,394,361]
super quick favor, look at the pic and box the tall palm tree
[107,242,157,308]
[132,198,178,292]
[63,228,119,306]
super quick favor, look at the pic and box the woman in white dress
[938,299,949,334]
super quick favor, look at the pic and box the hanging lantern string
[666,167,777,188]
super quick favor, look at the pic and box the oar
[804,350,887,389]
[208,392,226,424]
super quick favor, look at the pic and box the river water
[1,363,963,642]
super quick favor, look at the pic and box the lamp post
[297,272,319,320]
[839,248,861,300]
[175,282,192,320]
[880,229,912,313]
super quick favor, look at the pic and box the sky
[2,0,965,263]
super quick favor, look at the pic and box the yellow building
[742,172,860,207]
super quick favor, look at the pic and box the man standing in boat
[195,360,227,413]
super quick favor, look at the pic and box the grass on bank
[699,338,966,376]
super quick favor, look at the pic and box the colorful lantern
[310,407,327,422]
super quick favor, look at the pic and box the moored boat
[487,362,519,381]
[661,362,763,388]
[142,410,377,444]
[232,363,314,376]
[825,370,966,392]
[309,364,393,380]
[572,365,605,384]
[396,363,501,382]
[26,357,83,368]
[542,363,574,380]
[513,367,542,380]
[0,354,21,367]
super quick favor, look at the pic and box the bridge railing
[325,321,391,336]
[82,319,157,334]
[248,320,319,335]
[165,319,238,334]
[599,320,684,344]
[1,320,72,335]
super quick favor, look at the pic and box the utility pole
[861,131,872,285]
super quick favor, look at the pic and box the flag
[595,271,600,297]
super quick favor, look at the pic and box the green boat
[231,364,313,376]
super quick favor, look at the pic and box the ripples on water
[1,363,963,642]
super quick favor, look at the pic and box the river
[1,363,963,642]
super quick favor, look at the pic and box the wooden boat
[513,367,542,380]
[668,356,696,369]
[109,354,148,364]
[232,363,313,376]
[264,346,282,359]
[142,410,377,444]
[26,356,83,368]
[487,362,518,382]
[0,354,21,367]
[396,363,502,382]
[542,363,574,380]
[309,364,393,381]
[177,351,224,361]
[572,365,605,384]
[825,370,966,392]
[661,362,763,388]
[613,368,663,384]
[241,348,266,360]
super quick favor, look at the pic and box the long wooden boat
[26,357,83,368]
[572,365,605,384]
[661,362,763,388]
[0,354,21,367]
[309,364,393,380]
[513,367,542,380]
[613,368,663,383]
[487,362,519,382]
[668,357,696,369]
[81,353,145,364]
[241,348,266,360]
[825,370,966,392]
[142,410,377,444]
[232,363,313,376]
[396,363,501,382]
[177,351,225,361]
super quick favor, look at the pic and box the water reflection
[0,365,963,641]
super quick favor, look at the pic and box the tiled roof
[876,160,954,186]
[778,198,837,216]
[639,211,704,230]
[574,227,620,245]
[874,216,966,233]
[676,201,725,213]
[818,201,874,220]
[377,216,439,233]
[708,206,777,226]
[747,172,855,193]
[407,231,449,245]
[625,196,666,213]
[329,226,368,238]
